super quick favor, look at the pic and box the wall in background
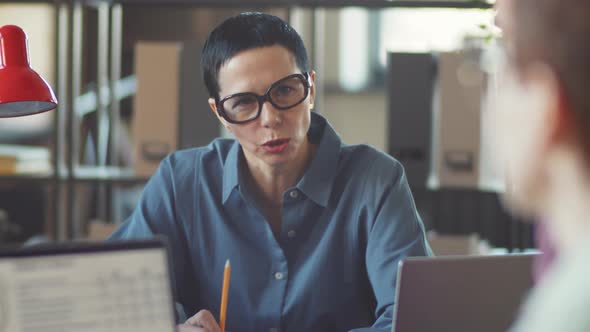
[323,91,387,151]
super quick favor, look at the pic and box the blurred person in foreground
[492,0,590,330]
[494,0,558,284]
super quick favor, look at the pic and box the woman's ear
[309,70,316,108]
[530,63,575,151]
[209,98,232,132]
[208,98,218,117]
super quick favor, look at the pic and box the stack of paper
[0,144,51,175]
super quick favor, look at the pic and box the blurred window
[338,8,495,91]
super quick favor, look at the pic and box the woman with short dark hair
[111,12,432,332]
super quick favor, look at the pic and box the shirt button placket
[289,190,299,199]
[271,266,287,332]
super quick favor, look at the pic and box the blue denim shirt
[110,112,432,332]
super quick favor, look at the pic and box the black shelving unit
[1,0,498,243]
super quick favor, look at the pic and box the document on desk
[0,248,175,332]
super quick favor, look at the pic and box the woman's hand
[176,309,221,332]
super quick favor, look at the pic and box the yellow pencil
[220,259,231,332]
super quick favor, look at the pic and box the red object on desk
[0,24,57,117]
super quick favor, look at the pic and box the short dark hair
[201,12,310,100]
[511,0,590,155]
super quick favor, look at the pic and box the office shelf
[79,0,492,9]
[72,166,150,183]
[3,0,517,246]
[0,0,60,3]
[0,173,54,183]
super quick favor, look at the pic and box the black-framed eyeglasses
[216,72,311,124]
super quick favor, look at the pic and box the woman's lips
[262,138,290,153]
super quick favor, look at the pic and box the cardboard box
[87,221,118,241]
[429,50,486,189]
[427,232,491,256]
[132,41,219,177]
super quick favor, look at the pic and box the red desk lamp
[0,25,58,118]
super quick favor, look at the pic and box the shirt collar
[296,112,341,207]
[222,141,241,204]
[221,112,342,207]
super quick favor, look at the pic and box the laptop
[393,254,537,332]
[0,238,177,332]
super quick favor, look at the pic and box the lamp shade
[0,25,57,117]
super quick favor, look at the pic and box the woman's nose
[259,101,282,128]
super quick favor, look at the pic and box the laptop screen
[0,240,176,332]
[393,254,536,332]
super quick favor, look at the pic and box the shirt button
[287,230,296,238]
[289,190,299,199]
[274,272,284,280]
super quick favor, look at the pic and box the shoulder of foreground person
[511,245,590,332]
